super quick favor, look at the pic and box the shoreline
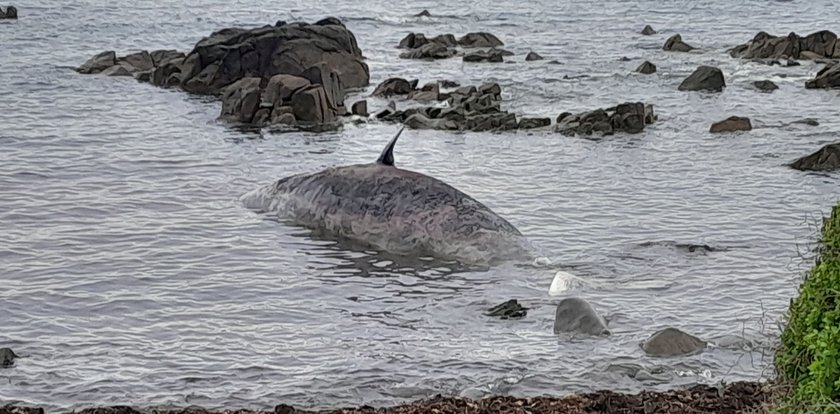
[1,381,774,414]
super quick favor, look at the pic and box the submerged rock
[458,32,504,48]
[710,116,752,133]
[805,61,840,89]
[641,25,656,35]
[752,80,778,92]
[0,347,17,367]
[372,78,414,97]
[399,42,456,60]
[642,327,707,357]
[663,34,695,52]
[730,30,840,60]
[351,100,368,117]
[485,299,527,319]
[0,5,17,19]
[518,117,551,129]
[414,9,431,17]
[636,61,657,74]
[463,50,504,63]
[553,298,609,335]
[525,51,544,61]
[555,102,655,137]
[76,51,117,74]
[789,143,840,171]
[678,66,725,92]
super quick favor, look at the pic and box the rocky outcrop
[484,299,527,319]
[636,61,656,74]
[555,102,656,137]
[753,80,778,92]
[678,66,725,92]
[0,5,17,19]
[789,143,840,171]
[77,18,369,128]
[641,25,656,35]
[0,348,17,367]
[553,298,609,335]
[525,51,544,61]
[710,116,752,133]
[641,328,707,357]
[730,30,840,61]
[518,117,551,129]
[805,61,840,89]
[663,34,695,52]
[398,31,504,60]
[399,42,457,60]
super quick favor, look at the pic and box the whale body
[241,128,533,265]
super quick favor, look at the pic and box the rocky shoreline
[0,381,773,414]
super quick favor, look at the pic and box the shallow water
[1,0,839,411]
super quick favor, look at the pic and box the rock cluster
[805,61,840,89]
[555,102,656,136]
[730,30,840,61]
[77,18,370,127]
[398,31,506,61]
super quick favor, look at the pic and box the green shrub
[776,203,840,413]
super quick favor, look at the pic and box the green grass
[775,203,840,413]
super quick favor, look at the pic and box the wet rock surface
[642,327,707,357]
[710,116,752,133]
[484,299,527,319]
[805,61,840,89]
[789,142,840,171]
[678,66,725,92]
[397,31,504,61]
[0,382,773,414]
[0,347,17,367]
[730,30,840,60]
[553,297,610,335]
[555,102,655,137]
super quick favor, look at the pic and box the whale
[240,127,534,266]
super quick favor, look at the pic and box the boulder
[663,34,695,52]
[415,9,431,17]
[77,51,116,74]
[100,64,133,77]
[262,74,311,107]
[484,299,527,319]
[641,25,656,35]
[270,105,295,124]
[678,66,725,92]
[710,116,752,133]
[291,85,335,124]
[525,51,544,61]
[730,30,838,60]
[372,77,414,97]
[641,327,707,357]
[219,77,263,123]
[0,5,17,19]
[0,347,17,367]
[518,117,551,129]
[553,297,609,335]
[556,102,653,136]
[150,49,185,66]
[351,100,368,117]
[789,143,840,171]
[430,34,458,47]
[398,32,429,49]
[805,61,840,89]
[409,82,440,102]
[300,63,346,114]
[458,32,504,48]
[400,42,456,59]
[404,113,457,130]
[636,61,656,74]
[118,51,154,73]
[752,80,778,92]
[463,50,504,63]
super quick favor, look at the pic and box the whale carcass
[241,128,533,265]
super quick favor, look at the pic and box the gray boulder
[458,32,504,48]
[730,30,840,60]
[76,51,116,74]
[805,62,840,89]
[398,32,429,49]
[553,297,609,335]
[292,85,335,124]
[678,66,725,92]
[415,9,431,17]
[636,61,656,74]
[399,42,456,60]
[710,116,752,133]
[753,80,778,92]
[0,347,17,367]
[372,78,414,97]
[525,51,544,61]
[409,82,441,102]
[463,50,504,63]
[641,327,707,357]
[641,25,656,35]
[789,143,840,171]
[518,117,551,129]
[219,77,263,123]
[118,51,154,73]
[100,64,133,77]
[351,100,368,117]
[663,34,695,52]
[150,50,185,66]
[0,5,17,19]
[262,74,311,107]
[556,102,654,136]
[484,299,527,319]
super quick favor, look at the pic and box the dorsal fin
[376,126,404,166]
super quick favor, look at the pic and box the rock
[752,80,778,92]
[117,51,154,73]
[351,100,368,117]
[372,78,414,97]
[404,113,455,130]
[0,348,17,367]
[641,25,656,35]
[518,117,551,129]
[400,42,456,60]
[678,66,725,92]
[398,32,428,49]
[458,32,504,48]
[409,82,440,102]
[415,9,431,17]
[525,51,544,61]
[270,105,295,124]
[663,34,695,52]
[478,82,501,97]
[252,108,271,126]
[77,51,117,74]
[0,5,17,19]
[291,85,335,124]
[100,64,133,77]
[553,297,609,335]
[440,80,460,88]
[262,74,311,107]
[789,143,840,171]
[556,102,653,136]
[792,118,819,126]
[642,327,707,357]
[150,49,185,67]
[300,63,346,114]
[430,34,458,47]
[636,61,657,74]
[219,77,263,123]
[484,299,527,319]
[805,61,840,89]
[710,116,752,133]
[730,30,838,60]
[463,50,504,63]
